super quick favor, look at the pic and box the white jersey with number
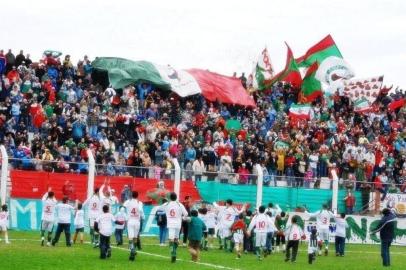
[41,193,57,222]
[161,201,188,229]
[123,199,144,225]
[248,213,273,233]
[96,212,115,236]
[285,224,304,241]
[217,206,240,229]
[310,209,335,230]
[84,194,101,219]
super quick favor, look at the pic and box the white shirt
[161,201,188,229]
[248,213,274,233]
[123,199,145,225]
[216,205,241,228]
[56,203,74,224]
[97,212,115,236]
[285,224,304,241]
[74,209,85,228]
[201,211,217,229]
[84,194,101,219]
[41,193,57,222]
[0,211,8,226]
[309,209,335,230]
[115,211,127,230]
[335,217,348,237]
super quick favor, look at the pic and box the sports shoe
[107,249,111,258]
[171,256,177,263]
[129,254,135,261]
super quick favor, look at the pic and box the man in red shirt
[344,191,356,214]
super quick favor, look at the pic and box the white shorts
[233,233,244,244]
[219,228,231,239]
[127,223,141,239]
[41,220,54,232]
[319,228,330,241]
[168,228,181,241]
[0,224,7,231]
[255,232,267,247]
[89,218,97,229]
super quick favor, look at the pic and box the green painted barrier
[196,182,362,212]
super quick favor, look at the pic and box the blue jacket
[371,212,396,241]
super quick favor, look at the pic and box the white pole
[331,169,339,214]
[255,164,263,209]
[172,158,181,197]
[0,145,9,205]
[87,149,95,199]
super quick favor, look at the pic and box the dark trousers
[115,229,123,245]
[100,234,111,259]
[244,233,253,252]
[335,236,345,255]
[182,221,189,244]
[381,240,392,266]
[286,240,299,262]
[159,226,167,244]
[276,234,286,246]
[52,223,71,246]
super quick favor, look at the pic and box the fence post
[87,149,95,199]
[172,158,181,197]
[0,145,8,205]
[255,164,263,209]
[331,169,339,214]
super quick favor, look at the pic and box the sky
[1,0,405,88]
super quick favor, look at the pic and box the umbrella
[43,50,63,58]
[225,119,242,132]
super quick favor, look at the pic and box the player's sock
[223,239,228,251]
[94,233,99,246]
[5,233,9,244]
[256,247,261,258]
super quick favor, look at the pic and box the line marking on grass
[6,238,240,270]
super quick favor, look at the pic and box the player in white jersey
[308,204,335,255]
[40,188,57,246]
[159,192,188,263]
[123,191,145,261]
[0,204,10,244]
[83,187,102,246]
[51,196,74,247]
[199,206,217,250]
[214,199,245,251]
[247,206,275,260]
[73,203,85,244]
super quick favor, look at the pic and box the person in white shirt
[83,187,102,247]
[247,206,275,260]
[73,203,85,244]
[199,206,217,249]
[40,188,57,246]
[114,206,127,246]
[123,191,145,261]
[192,157,205,182]
[214,199,246,252]
[159,192,188,263]
[95,205,124,259]
[0,204,10,244]
[334,213,348,256]
[308,204,335,255]
[284,215,305,263]
[51,197,74,247]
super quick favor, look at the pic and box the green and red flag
[299,62,322,102]
[296,34,343,68]
[269,43,302,88]
[253,47,274,90]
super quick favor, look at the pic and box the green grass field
[0,231,405,270]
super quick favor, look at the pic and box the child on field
[73,203,85,244]
[231,213,247,259]
[0,204,10,244]
[308,227,319,264]
[187,210,206,262]
[114,206,127,246]
[284,215,305,263]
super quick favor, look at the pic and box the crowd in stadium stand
[0,49,405,193]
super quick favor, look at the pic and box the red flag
[388,98,405,112]
[270,43,302,88]
[187,69,256,107]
